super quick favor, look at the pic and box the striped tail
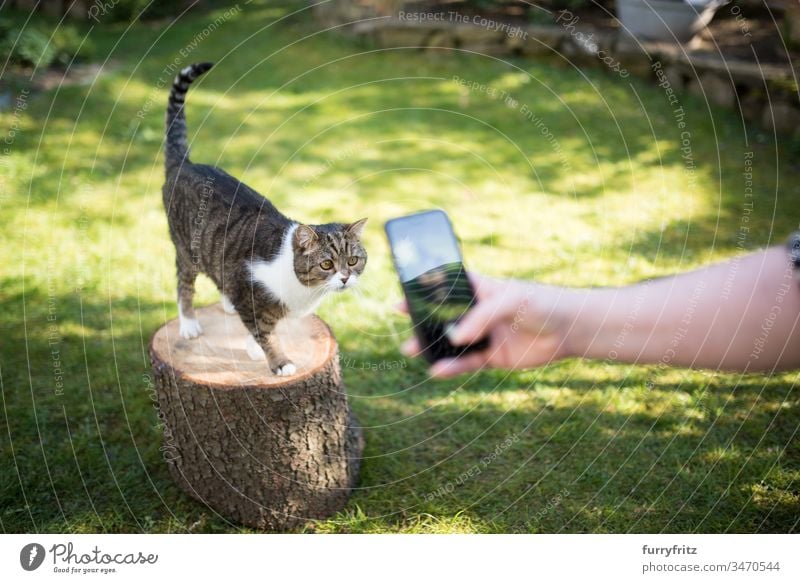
[164,62,214,171]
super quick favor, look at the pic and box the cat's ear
[345,218,368,239]
[294,224,319,252]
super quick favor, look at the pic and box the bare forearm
[560,247,800,371]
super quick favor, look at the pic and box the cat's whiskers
[348,284,366,300]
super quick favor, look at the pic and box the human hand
[399,273,574,378]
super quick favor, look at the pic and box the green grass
[1,0,798,533]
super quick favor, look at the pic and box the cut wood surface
[149,303,364,531]
[150,303,336,387]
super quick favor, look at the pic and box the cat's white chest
[247,224,326,316]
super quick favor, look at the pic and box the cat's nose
[340,275,349,285]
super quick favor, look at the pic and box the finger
[401,337,421,356]
[448,296,504,346]
[394,300,409,314]
[430,352,488,378]
[466,272,501,300]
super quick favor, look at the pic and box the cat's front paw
[179,317,203,339]
[272,362,297,377]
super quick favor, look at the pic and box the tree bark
[149,303,364,531]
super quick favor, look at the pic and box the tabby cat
[162,62,367,376]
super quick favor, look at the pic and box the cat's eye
[320,260,334,270]
[347,257,358,266]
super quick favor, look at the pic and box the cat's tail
[165,62,214,171]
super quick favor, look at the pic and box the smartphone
[385,209,489,363]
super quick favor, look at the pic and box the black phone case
[386,211,489,364]
[401,277,490,363]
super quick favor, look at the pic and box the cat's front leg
[246,333,295,376]
[234,296,295,376]
[250,328,295,376]
[244,334,296,376]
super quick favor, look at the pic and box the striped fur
[164,62,214,170]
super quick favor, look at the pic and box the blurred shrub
[103,0,229,22]
[104,0,178,22]
[0,25,53,68]
[52,26,94,66]
[0,22,93,69]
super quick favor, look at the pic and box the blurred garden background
[0,0,798,532]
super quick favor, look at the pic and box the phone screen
[385,210,488,363]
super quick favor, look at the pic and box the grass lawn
[1,0,798,533]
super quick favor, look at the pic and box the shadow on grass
[1,281,797,533]
[343,370,799,533]
[0,285,236,533]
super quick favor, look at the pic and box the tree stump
[148,303,364,531]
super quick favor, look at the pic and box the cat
[162,62,367,376]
